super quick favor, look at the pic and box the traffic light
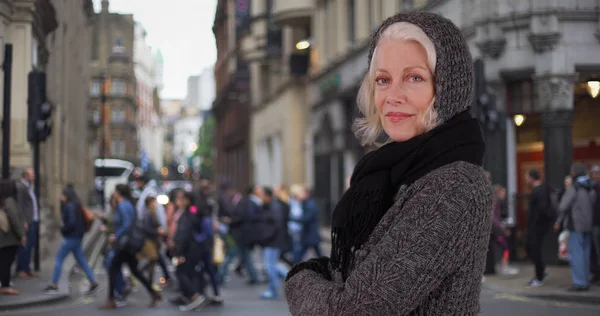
[472,59,499,132]
[27,70,52,143]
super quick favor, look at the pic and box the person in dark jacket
[172,190,207,311]
[260,187,290,300]
[229,186,262,284]
[193,197,222,304]
[292,186,323,262]
[44,185,98,295]
[525,169,553,287]
[0,180,26,295]
[285,12,492,315]
[101,184,160,309]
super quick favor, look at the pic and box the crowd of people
[486,164,600,291]
[78,174,323,311]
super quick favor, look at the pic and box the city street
[3,264,600,316]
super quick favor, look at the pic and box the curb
[0,218,104,312]
[482,281,600,306]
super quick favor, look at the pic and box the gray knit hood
[368,12,473,125]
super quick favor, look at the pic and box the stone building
[243,0,311,189]
[212,0,252,191]
[89,0,139,164]
[0,0,95,257]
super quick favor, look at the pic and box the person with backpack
[100,184,160,309]
[556,163,596,291]
[525,169,555,287]
[44,184,99,295]
[192,196,222,305]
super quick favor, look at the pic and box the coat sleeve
[285,174,490,316]
[557,186,576,225]
[5,198,26,239]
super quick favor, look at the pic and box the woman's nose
[386,84,408,105]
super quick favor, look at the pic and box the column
[536,75,575,189]
[8,4,35,167]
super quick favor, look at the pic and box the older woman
[285,12,492,315]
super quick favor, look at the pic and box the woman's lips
[386,112,414,123]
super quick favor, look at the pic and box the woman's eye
[375,78,389,85]
[409,75,423,82]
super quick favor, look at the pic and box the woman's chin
[386,130,418,143]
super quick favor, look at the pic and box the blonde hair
[289,184,305,200]
[275,184,290,204]
[353,22,439,147]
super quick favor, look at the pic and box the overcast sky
[92,0,218,99]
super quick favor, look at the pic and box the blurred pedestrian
[0,180,26,295]
[15,168,39,279]
[44,185,98,295]
[101,184,160,309]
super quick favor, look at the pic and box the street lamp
[296,39,311,50]
[587,80,599,98]
[513,114,526,127]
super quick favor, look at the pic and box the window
[347,0,355,47]
[91,80,101,96]
[111,108,125,123]
[111,79,126,95]
[111,138,125,156]
[92,108,100,124]
[92,138,99,157]
[506,80,536,114]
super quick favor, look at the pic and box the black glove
[285,256,332,282]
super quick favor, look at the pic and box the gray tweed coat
[285,162,493,315]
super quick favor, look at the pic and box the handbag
[213,235,225,265]
[0,208,10,233]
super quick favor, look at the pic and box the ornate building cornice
[31,0,57,69]
[528,32,562,54]
[535,75,576,112]
[12,0,35,23]
[476,38,506,59]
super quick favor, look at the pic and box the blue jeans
[104,248,125,296]
[51,238,95,284]
[568,231,592,287]
[263,247,288,296]
[17,221,39,273]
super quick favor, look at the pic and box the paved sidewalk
[0,214,105,312]
[482,263,600,305]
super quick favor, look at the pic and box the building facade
[89,0,139,164]
[173,106,203,168]
[243,0,311,188]
[160,98,184,167]
[212,0,252,190]
[134,21,164,172]
[0,0,95,256]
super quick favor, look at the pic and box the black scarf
[330,110,486,280]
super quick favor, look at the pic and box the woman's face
[564,176,572,188]
[175,192,189,210]
[374,39,435,142]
